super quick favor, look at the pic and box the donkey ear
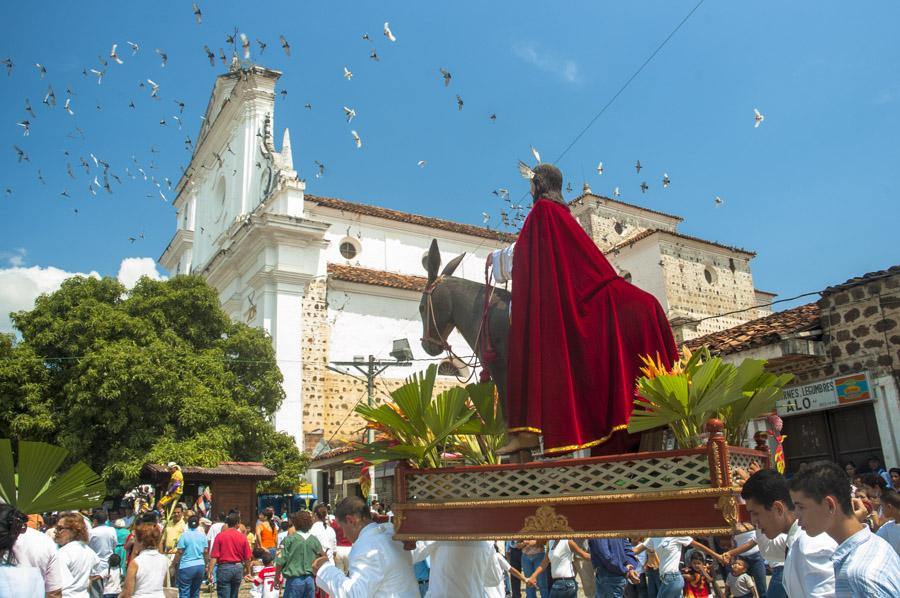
[426,239,441,282]
[441,253,465,278]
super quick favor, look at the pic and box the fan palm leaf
[0,439,106,513]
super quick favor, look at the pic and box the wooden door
[782,403,883,474]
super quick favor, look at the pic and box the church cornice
[158,229,194,269]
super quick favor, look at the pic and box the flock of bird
[3,3,768,242]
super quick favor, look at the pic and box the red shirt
[210,528,251,563]
[331,520,351,547]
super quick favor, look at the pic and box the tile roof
[569,193,683,221]
[822,265,900,295]
[328,263,427,292]
[309,445,355,466]
[608,228,756,256]
[686,302,822,356]
[141,461,276,481]
[307,194,517,243]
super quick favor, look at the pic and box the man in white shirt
[411,540,497,598]
[876,490,900,556]
[11,526,64,598]
[754,529,788,598]
[740,468,836,597]
[788,461,900,597]
[87,511,117,597]
[206,512,226,550]
[313,496,419,597]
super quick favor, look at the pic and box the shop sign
[776,372,871,416]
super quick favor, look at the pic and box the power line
[554,0,708,163]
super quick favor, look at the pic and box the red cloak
[506,197,677,455]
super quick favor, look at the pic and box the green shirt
[276,532,323,577]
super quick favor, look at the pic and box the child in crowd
[102,553,123,598]
[682,551,715,598]
[725,557,758,598]
[277,520,291,554]
[248,546,267,598]
[251,550,281,598]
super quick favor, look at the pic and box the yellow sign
[294,482,314,494]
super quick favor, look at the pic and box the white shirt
[103,567,123,594]
[11,526,65,593]
[756,530,788,567]
[59,541,100,598]
[0,563,45,598]
[206,521,225,549]
[311,520,338,559]
[88,524,117,576]
[132,549,168,598]
[315,522,419,598]
[412,540,496,598]
[782,519,836,598]
[875,520,900,557]
[549,540,575,579]
[485,552,512,598]
[734,529,760,555]
[645,537,692,575]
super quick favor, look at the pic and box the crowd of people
[2,458,900,598]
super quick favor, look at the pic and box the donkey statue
[419,239,511,407]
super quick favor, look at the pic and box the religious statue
[157,461,184,515]
[494,162,678,457]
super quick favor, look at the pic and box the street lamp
[390,338,414,362]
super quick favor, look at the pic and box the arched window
[704,266,717,285]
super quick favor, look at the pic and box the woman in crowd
[55,513,100,598]
[113,519,129,575]
[121,523,168,598]
[525,538,590,598]
[255,511,278,558]
[171,515,208,598]
[0,504,44,598]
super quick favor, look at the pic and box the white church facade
[160,65,774,451]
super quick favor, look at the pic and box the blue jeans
[550,578,578,598]
[178,564,205,598]
[215,562,243,598]
[645,569,659,598]
[767,566,785,598]
[656,571,684,598]
[283,575,315,598]
[521,551,549,598]
[742,552,768,598]
[595,568,627,598]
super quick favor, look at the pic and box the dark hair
[225,512,241,527]
[788,460,853,515]
[314,504,328,522]
[217,511,227,522]
[137,512,158,525]
[252,546,266,560]
[740,468,794,510]
[690,551,705,562]
[291,511,314,533]
[868,456,882,465]
[860,473,888,491]
[843,461,857,470]
[334,496,371,524]
[187,515,200,529]
[881,490,900,510]
[265,509,276,532]
[90,511,106,525]
[890,468,900,477]
[261,551,274,565]
[280,520,291,531]
[0,505,28,564]
[732,556,749,568]
[134,522,161,547]
[109,553,122,568]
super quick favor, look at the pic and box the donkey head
[420,239,465,356]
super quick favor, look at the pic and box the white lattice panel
[406,453,712,502]
[729,452,767,475]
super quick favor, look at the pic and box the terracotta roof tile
[686,302,821,356]
[141,462,275,481]
[309,445,355,466]
[609,228,755,256]
[307,194,517,243]
[328,263,427,292]
[822,265,900,295]
[569,193,683,221]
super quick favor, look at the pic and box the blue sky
[1,1,899,321]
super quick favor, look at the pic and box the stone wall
[773,271,900,384]
[660,240,764,339]
[301,278,329,434]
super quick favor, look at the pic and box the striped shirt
[832,525,900,597]
[875,520,900,557]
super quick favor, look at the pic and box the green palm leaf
[0,439,106,513]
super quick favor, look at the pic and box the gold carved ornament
[519,506,574,535]
[716,494,739,528]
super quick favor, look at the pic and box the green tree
[3,274,306,492]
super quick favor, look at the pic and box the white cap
[167,461,178,468]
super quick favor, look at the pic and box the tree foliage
[2,274,305,492]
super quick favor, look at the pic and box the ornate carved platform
[392,431,766,541]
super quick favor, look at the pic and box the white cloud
[0,266,100,333]
[0,247,27,267]
[117,257,164,289]
[512,41,583,84]
[0,257,166,334]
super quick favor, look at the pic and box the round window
[340,241,358,260]
[704,267,717,285]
